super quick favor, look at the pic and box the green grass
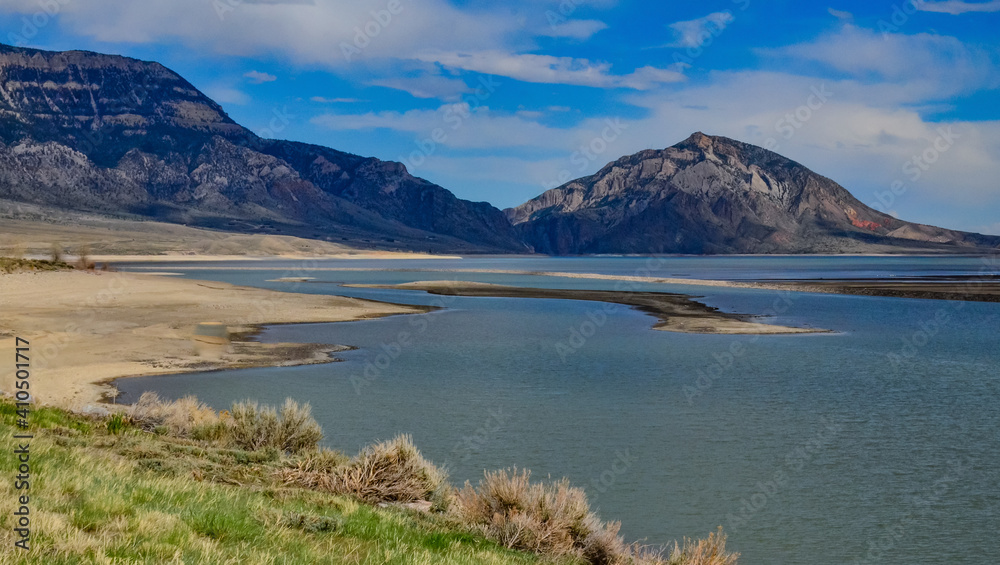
[0,400,573,565]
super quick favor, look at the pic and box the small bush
[277,398,324,454]
[453,468,624,563]
[106,413,129,435]
[288,448,350,474]
[230,398,322,454]
[665,528,739,565]
[129,392,221,438]
[230,400,279,451]
[280,435,451,510]
[75,244,95,270]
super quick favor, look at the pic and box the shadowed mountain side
[0,43,524,253]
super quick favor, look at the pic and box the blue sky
[2,0,999,233]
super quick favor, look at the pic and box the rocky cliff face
[0,43,524,252]
[507,132,1000,254]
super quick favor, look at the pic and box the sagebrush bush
[453,469,738,565]
[129,392,220,438]
[277,398,324,454]
[665,528,739,565]
[453,468,626,563]
[286,447,350,474]
[128,393,322,454]
[230,398,322,454]
[279,434,452,510]
[229,399,280,451]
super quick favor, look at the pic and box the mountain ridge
[0,42,996,256]
[0,42,525,253]
[507,132,1000,254]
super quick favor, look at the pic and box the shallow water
[117,256,1000,564]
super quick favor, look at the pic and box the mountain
[507,132,1000,254]
[1,42,995,257]
[0,43,524,253]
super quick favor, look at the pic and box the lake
[116,256,1000,564]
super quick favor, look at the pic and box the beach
[0,270,430,408]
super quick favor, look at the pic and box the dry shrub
[664,528,739,565]
[452,468,627,564]
[287,448,350,475]
[75,244,95,270]
[230,398,322,454]
[129,392,220,438]
[280,435,451,510]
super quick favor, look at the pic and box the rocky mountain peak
[507,132,1000,254]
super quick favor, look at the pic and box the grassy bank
[0,398,737,564]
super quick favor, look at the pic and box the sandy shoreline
[0,271,431,409]
[346,281,829,335]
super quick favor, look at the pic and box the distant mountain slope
[507,132,1000,254]
[0,43,524,253]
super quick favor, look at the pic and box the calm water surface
[117,256,1000,564]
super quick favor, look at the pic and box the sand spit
[346,281,829,335]
[0,271,431,409]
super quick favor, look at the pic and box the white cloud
[762,26,1000,96]
[311,103,579,150]
[414,50,684,89]
[539,19,608,40]
[918,0,1000,14]
[310,96,363,103]
[367,75,470,100]
[17,1,669,93]
[29,0,518,65]
[243,70,277,83]
[666,11,735,48]
[827,7,854,20]
[204,85,249,105]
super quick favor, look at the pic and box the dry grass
[128,392,221,438]
[280,435,453,511]
[229,398,323,454]
[664,528,739,565]
[453,468,627,564]
[453,470,739,565]
[129,393,322,454]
